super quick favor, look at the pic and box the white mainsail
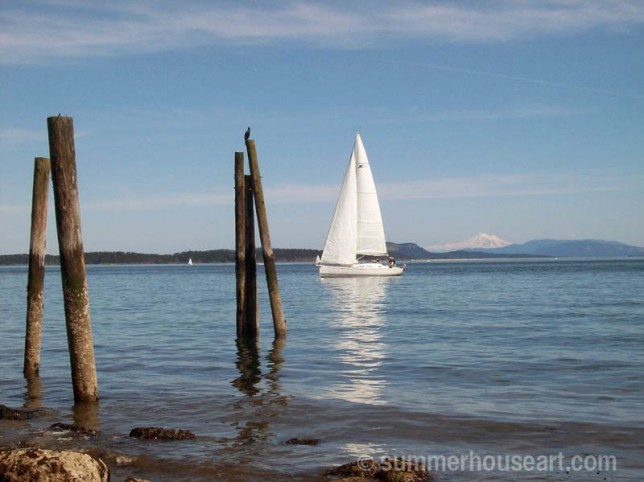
[320,145,358,266]
[320,132,387,266]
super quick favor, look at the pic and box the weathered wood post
[235,155,259,338]
[24,158,50,379]
[47,115,99,403]
[234,152,247,337]
[245,138,287,338]
[244,174,258,336]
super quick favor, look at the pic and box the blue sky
[1,0,643,254]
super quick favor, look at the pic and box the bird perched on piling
[244,127,251,141]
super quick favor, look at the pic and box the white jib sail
[320,147,358,265]
[354,133,388,257]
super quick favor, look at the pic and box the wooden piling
[234,152,247,338]
[24,157,50,379]
[244,174,258,337]
[47,115,99,403]
[245,138,287,338]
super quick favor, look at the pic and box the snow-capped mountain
[425,233,512,252]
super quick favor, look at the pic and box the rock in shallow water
[325,457,432,482]
[0,404,32,420]
[49,422,100,437]
[0,448,109,482]
[0,404,53,420]
[129,427,196,440]
[285,437,321,446]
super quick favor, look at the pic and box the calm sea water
[1,259,643,481]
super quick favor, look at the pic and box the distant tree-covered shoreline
[0,249,322,266]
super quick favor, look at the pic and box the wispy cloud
[2,0,643,64]
[369,105,592,125]
[11,171,626,214]
[409,61,644,100]
[377,173,632,200]
[0,128,46,145]
[79,184,337,211]
[84,192,231,211]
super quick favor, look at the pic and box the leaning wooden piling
[234,152,247,337]
[244,174,258,337]
[24,157,50,379]
[245,138,286,338]
[47,115,99,403]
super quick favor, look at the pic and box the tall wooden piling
[47,115,99,403]
[234,150,259,338]
[245,139,287,338]
[234,152,247,338]
[24,157,50,379]
[244,174,258,336]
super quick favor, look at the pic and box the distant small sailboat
[318,132,403,277]
[188,258,193,265]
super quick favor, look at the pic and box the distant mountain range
[482,239,644,257]
[389,237,644,260]
[1,238,643,266]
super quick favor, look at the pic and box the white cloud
[408,62,644,100]
[0,128,46,145]
[0,203,31,215]
[2,170,635,215]
[35,171,631,213]
[368,105,593,125]
[377,173,625,200]
[83,192,231,211]
[277,171,640,202]
[2,0,643,64]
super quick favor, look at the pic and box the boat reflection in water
[321,276,389,405]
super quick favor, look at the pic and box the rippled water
[1,259,643,481]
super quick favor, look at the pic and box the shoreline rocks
[0,404,54,421]
[0,448,109,482]
[129,427,196,440]
[49,422,100,438]
[285,437,321,446]
[0,404,31,421]
[0,404,47,421]
[326,457,432,482]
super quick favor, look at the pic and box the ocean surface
[1,259,642,481]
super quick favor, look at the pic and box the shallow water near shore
[1,259,643,481]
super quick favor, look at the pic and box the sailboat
[188,258,193,265]
[318,132,404,277]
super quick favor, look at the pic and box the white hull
[319,263,404,278]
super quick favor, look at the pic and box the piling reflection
[266,338,285,390]
[23,377,43,409]
[231,337,288,448]
[72,402,100,431]
[321,276,389,404]
[232,338,262,397]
